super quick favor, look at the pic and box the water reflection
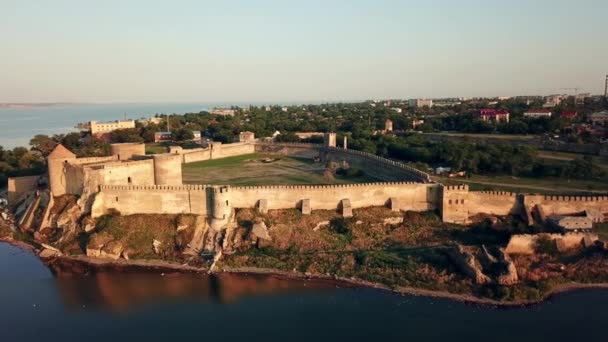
[54,271,342,312]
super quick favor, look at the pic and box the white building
[211,108,236,116]
[408,99,433,108]
[89,120,136,135]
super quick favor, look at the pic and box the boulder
[251,220,271,241]
[100,241,124,260]
[153,239,163,254]
[383,217,403,225]
[496,248,519,286]
[87,234,114,257]
[39,248,60,258]
[55,202,82,228]
[446,245,491,285]
[81,216,96,233]
[313,221,330,231]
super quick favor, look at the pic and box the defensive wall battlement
[36,140,607,228]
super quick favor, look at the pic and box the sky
[1,0,607,103]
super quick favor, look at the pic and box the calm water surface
[0,242,607,342]
[0,103,237,148]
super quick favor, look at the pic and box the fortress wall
[441,185,520,224]
[230,183,440,212]
[98,160,156,186]
[467,191,519,217]
[110,143,146,161]
[71,156,118,165]
[254,143,322,158]
[325,147,431,183]
[182,149,211,163]
[441,185,470,224]
[215,142,255,158]
[91,185,209,218]
[64,163,86,195]
[7,175,40,206]
[524,195,608,218]
[253,143,432,182]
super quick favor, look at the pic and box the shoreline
[3,238,608,307]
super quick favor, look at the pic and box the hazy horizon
[1,0,607,103]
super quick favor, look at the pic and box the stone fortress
[8,133,608,236]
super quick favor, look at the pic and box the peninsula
[2,122,608,305]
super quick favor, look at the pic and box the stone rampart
[92,182,441,219]
[71,156,118,165]
[230,182,440,212]
[7,175,40,206]
[524,195,608,220]
[92,184,210,218]
[441,185,522,224]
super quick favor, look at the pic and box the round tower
[47,144,77,197]
[110,142,145,161]
[152,153,182,185]
[209,185,232,231]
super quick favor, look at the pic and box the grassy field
[182,153,378,186]
[145,143,168,155]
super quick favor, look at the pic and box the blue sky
[1,0,606,103]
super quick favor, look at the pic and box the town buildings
[543,94,566,108]
[590,111,608,126]
[478,109,510,123]
[86,120,136,135]
[154,132,172,143]
[408,99,433,108]
[561,111,577,119]
[385,119,393,132]
[524,109,552,118]
[239,131,256,142]
[211,108,236,116]
[137,117,163,126]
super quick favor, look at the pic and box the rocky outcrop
[100,241,124,260]
[446,245,491,285]
[86,234,114,258]
[496,248,519,286]
[448,245,519,286]
[251,220,271,241]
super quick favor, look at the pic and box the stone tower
[441,184,470,224]
[209,185,232,231]
[385,119,393,132]
[152,153,183,186]
[324,133,337,148]
[47,144,77,197]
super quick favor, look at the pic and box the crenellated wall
[441,185,522,224]
[524,195,608,218]
[91,183,441,220]
[92,185,207,218]
[7,175,41,206]
[230,182,440,212]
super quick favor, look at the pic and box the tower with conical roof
[47,144,77,196]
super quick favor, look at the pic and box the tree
[172,128,194,142]
[109,129,144,143]
[29,134,58,156]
